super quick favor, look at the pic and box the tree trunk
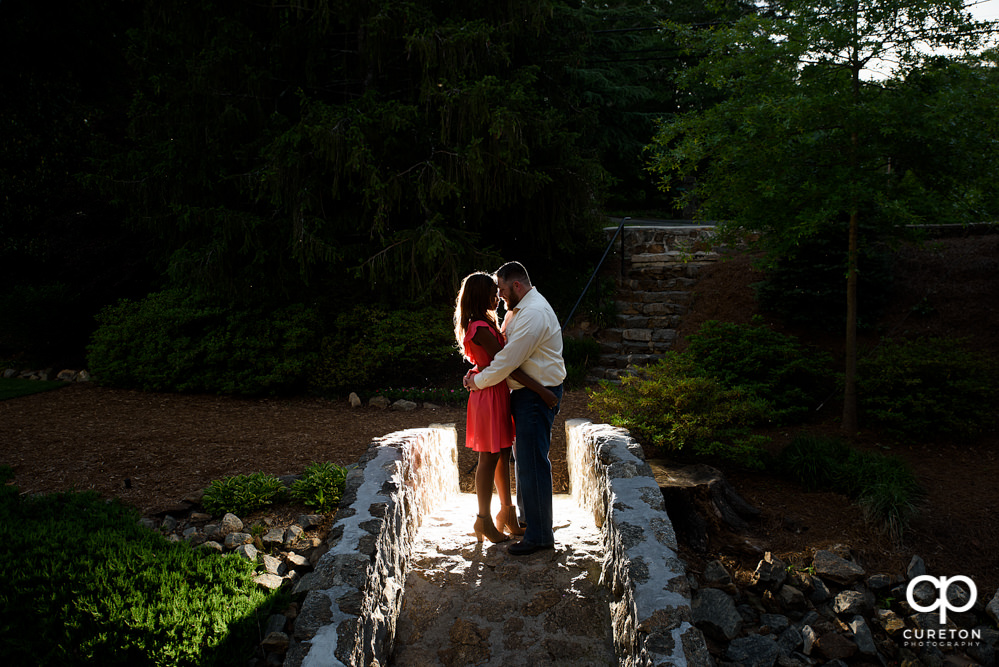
[648,460,760,553]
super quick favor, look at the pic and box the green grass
[0,466,284,667]
[0,377,68,401]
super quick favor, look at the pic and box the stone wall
[285,418,705,666]
[284,424,459,667]
[566,418,711,666]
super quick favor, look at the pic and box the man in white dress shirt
[462,261,566,555]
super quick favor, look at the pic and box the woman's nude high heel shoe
[474,514,510,543]
[495,505,525,536]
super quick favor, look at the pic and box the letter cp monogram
[906,575,977,624]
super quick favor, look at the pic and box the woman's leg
[494,448,513,508]
[476,451,501,518]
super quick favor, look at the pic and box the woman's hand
[540,388,558,409]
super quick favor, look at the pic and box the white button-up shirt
[472,287,566,390]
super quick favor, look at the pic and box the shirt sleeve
[472,308,539,389]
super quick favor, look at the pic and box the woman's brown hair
[454,272,500,359]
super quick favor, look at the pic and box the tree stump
[648,459,760,553]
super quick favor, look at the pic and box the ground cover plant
[202,463,350,517]
[0,466,282,667]
[776,434,924,541]
[0,377,66,401]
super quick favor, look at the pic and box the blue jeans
[510,384,563,545]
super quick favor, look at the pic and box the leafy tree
[646,0,999,431]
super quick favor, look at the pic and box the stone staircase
[583,224,722,382]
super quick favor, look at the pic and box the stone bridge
[281,420,710,666]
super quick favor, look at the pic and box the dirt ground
[2,233,997,595]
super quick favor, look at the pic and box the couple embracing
[454,261,566,556]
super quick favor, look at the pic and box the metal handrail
[560,217,630,331]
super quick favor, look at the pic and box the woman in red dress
[454,272,558,543]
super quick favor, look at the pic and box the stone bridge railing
[284,420,708,666]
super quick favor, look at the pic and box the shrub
[0,468,280,666]
[290,462,350,513]
[686,318,834,424]
[776,434,923,540]
[858,337,999,440]
[87,289,320,395]
[588,353,770,468]
[315,305,459,391]
[563,335,601,389]
[202,472,287,517]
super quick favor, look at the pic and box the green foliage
[563,336,602,389]
[201,472,287,517]
[316,305,459,391]
[776,434,923,540]
[858,337,999,440]
[686,318,835,423]
[87,289,319,395]
[0,378,67,401]
[753,225,893,330]
[587,353,770,468]
[290,462,349,513]
[0,469,279,666]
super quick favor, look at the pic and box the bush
[588,353,771,468]
[315,305,459,391]
[290,462,350,513]
[563,335,601,389]
[776,434,923,540]
[686,318,834,423]
[202,472,287,517]
[0,467,279,666]
[858,337,999,440]
[87,289,320,395]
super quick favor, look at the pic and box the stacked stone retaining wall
[567,418,711,666]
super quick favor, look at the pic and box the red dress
[463,320,515,453]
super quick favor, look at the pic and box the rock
[284,524,305,546]
[296,514,324,530]
[254,573,285,590]
[801,625,818,655]
[906,554,926,580]
[750,552,787,592]
[815,631,857,661]
[57,369,77,381]
[726,634,780,667]
[848,616,877,655]
[703,559,734,587]
[262,554,285,575]
[224,532,253,548]
[262,527,285,547]
[236,543,258,561]
[832,590,867,617]
[987,588,999,625]
[812,549,865,585]
[390,399,418,411]
[692,587,743,641]
[160,515,178,532]
[348,392,362,407]
[220,513,243,535]
[368,395,390,409]
[261,631,290,653]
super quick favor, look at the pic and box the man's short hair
[495,261,531,286]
